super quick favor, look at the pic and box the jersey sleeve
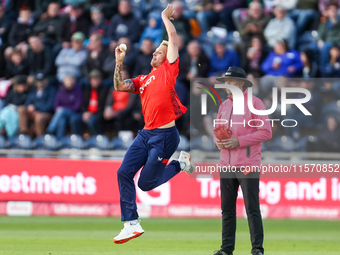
[164,57,179,77]
[130,76,141,94]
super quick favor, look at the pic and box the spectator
[3,1,34,19]
[241,36,268,77]
[264,5,296,49]
[72,69,109,135]
[103,37,138,76]
[46,75,82,139]
[239,1,270,44]
[287,0,319,35]
[83,32,109,80]
[321,45,340,77]
[104,69,138,130]
[179,40,210,88]
[314,116,340,152]
[261,39,303,77]
[208,42,240,78]
[314,1,340,67]
[130,96,144,131]
[261,39,302,96]
[6,7,34,59]
[1,75,29,137]
[0,5,11,46]
[186,0,213,33]
[84,1,118,20]
[19,74,56,137]
[5,50,29,79]
[61,4,91,48]
[33,0,62,19]
[162,1,191,44]
[139,12,163,46]
[107,0,140,49]
[33,2,63,47]
[27,36,54,84]
[300,49,318,78]
[272,0,297,12]
[133,38,154,77]
[319,0,340,16]
[88,6,108,37]
[55,32,87,82]
[198,0,247,32]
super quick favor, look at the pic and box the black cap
[216,67,253,88]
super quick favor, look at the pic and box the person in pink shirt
[213,67,272,255]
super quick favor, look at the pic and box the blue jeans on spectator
[309,41,333,66]
[288,9,318,35]
[183,10,197,20]
[47,108,79,139]
[197,11,211,33]
[70,113,103,135]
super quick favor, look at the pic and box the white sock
[180,162,186,169]
[128,220,138,225]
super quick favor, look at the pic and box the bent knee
[117,168,126,178]
[137,180,154,192]
[17,106,26,113]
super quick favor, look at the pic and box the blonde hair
[160,40,168,47]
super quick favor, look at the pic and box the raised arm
[113,46,136,93]
[161,4,178,63]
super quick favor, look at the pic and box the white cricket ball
[119,43,127,51]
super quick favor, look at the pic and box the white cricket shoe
[113,220,144,244]
[178,151,195,174]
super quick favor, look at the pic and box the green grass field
[0,216,340,255]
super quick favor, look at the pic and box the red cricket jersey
[131,57,187,130]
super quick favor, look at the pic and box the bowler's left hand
[224,135,240,149]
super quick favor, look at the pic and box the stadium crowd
[0,0,340,152]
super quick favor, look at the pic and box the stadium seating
[191,135,218,152]
[112,137,133,150]
[59,134,84,150]
[33,134,59,151]
[85,135,111,150]
[0,2,339,156]
[177,135,190,151]
[269,135,296,152]
[8,134,32,150]
[112,131,135,150]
